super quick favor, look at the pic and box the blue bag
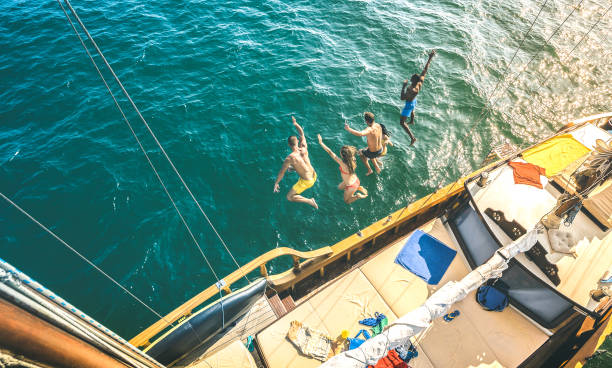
[476,280,509,312]
[347,329,371,350]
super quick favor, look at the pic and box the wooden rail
[129,246,332,347]
[267,174,478,290]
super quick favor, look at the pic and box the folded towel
[395,230,457,285]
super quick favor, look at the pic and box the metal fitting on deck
[477,172,489,187]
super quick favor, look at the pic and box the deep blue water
[1,0,610,338]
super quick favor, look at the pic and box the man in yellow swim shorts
[273,116,318,209]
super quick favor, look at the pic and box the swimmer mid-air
[273,116,318,209]
[345,112,384,176]
[400,50,436,145]
[317,134,368,204]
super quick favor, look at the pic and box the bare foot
[379,161,384,169]
[357,186,368,196]
[365,170,374,176]
[375,166,381,174]
[309,198,319,209]
[356,193,368,199]
[410,138,417,146]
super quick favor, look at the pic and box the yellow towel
[522,134,590,177]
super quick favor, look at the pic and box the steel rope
[56,0,221,283]
[0,192,168,322]
[63,0,250,284]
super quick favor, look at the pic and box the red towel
[508,161,546,189]
[368,350,408,368]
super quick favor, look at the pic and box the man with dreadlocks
[399,50,436,146]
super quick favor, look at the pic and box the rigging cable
[466,0,584,138]
[55,0,220,283]
[0,192,168,322]
[390,0,553,227]
[483,2,611,140]
[527,3,612,117]
[56,0,228,340]
[62,0,249,284]
[488,0,586,110]
[370,1,601,363]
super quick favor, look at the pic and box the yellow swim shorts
[292,173,317,194]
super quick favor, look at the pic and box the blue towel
[394,230,457,285]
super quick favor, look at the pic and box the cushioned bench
[359,219,468,316]
[360,219,548,367]
[257,218,548,367]
[257,268,399,367]
[190,340,257,368]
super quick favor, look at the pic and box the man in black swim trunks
[345,112,384,175]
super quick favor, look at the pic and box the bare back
[366,123,383,152]
[404,81,422,101]
[287,146,315,180]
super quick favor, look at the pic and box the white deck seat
[556,230,612,306]
[257,301,328,368]
[256,267,436,368]
[190,340,257,368]
[307,268,398,335]
[360,218,548,367]
[428,292,548,367]
[359,219,469,316]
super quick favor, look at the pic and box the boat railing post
[291,256,301,273]
[259,264,268,277]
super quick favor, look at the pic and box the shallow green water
[0,0,610,338]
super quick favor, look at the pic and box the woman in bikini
[317,134,368,204]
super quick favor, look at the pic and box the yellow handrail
[129,246,332,347]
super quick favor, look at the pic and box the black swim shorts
[361,148,383,159]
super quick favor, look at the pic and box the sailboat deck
[135,121,610,368]
[468,155,612,312]
[256,218,548,368]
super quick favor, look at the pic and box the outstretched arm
[273,157,291,193]
[318,134,343,165]
[292,116,307,149]
[420,50,436,79]
[344,122,370,137]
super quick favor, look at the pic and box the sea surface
[1,0,610,339]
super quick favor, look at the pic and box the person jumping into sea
[345,112,384,176]
[273,116,318,209]
[400,50,436,145]
[317,134,368,204]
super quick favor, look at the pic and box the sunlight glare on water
[0,0,610,337]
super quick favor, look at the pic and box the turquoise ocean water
[1,0,610,338]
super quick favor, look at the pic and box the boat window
[449,204,574,328]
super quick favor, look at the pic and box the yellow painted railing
[129,246,333,347]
